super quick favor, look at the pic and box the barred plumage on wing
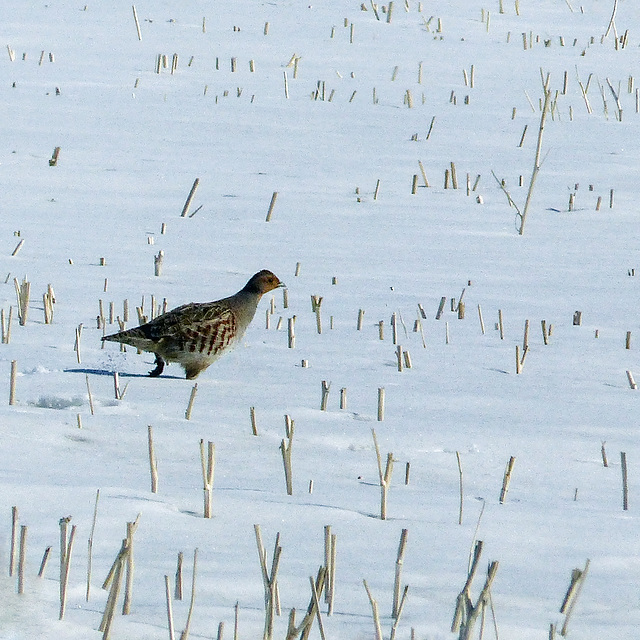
[102,270,284,379]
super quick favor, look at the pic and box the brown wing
[162,306,237,360]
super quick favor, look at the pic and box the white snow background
[1,0,639,638]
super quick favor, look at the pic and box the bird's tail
[102,327,154,351]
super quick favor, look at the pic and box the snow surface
[1,0,639,638]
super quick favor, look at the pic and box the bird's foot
[149,355,166,377]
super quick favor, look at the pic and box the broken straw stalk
[452,540,499,639]
[200,440,215,518]
[17,525,27,594]
[560,559,590,636]
[148,426,158,493]
[9,506,18,576]
[281,416,294,495]
[499,456,516,503]
[181,178,200,217]
[86,489,100,601]
[255,525,281,640]
[99,539,129,638]
[323,525,337,614]
[122,516,140,615]
[59,517,77,620]
[372,429,394,520]
[285,567,326,639]
[392,529,408,618]
[179,548,199,640]
[518,79,552,235]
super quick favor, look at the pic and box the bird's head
[244,270,285,295]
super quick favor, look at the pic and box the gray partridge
[102,270,284,379]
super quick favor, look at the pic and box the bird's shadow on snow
[64,367,184,380]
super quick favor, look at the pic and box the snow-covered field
[1,1,639,638]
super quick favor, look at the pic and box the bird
[102,270,284,379]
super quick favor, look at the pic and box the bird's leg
[149,354,166,377]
